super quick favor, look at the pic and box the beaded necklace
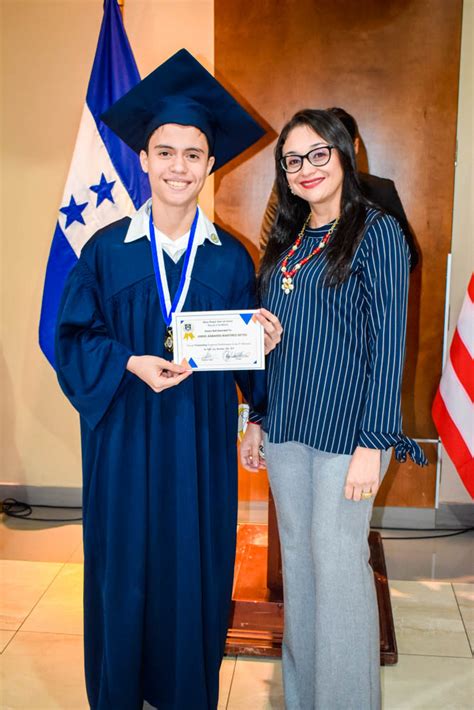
[280,215,339,294]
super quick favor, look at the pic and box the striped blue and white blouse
[257,208,426,465]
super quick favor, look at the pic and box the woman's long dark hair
[258,109,371,296]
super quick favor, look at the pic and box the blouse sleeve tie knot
[394,436,428,466]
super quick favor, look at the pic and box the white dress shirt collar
[123,199,222,253]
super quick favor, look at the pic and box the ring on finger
[361,490,373,499]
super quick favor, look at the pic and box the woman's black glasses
[280,145,334,173]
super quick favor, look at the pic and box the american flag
[432,274,474,498]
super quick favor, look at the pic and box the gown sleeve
[55,257,134,431]
[357,216,427,465]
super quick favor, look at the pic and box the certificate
[172,310,265,371]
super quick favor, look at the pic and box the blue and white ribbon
[149,208,200,327]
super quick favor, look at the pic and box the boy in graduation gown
[55,49,280,710]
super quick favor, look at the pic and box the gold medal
[164,326,173,353]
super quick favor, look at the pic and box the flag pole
[435,252,453,509]
[117,0,124,17]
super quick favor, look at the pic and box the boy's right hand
[126,355,192,393]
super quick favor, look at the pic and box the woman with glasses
[240,109,426,710]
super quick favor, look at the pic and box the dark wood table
[226,495,397,664]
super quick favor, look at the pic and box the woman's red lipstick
[300,177,325,189]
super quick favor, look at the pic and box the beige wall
[438,0,474,504]
[0,0,213,491]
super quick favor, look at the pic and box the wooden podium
[226,491,398,664]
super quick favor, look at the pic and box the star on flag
[59,195,88,228]
[90,173,116,206]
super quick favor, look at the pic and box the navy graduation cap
[101,48,266,172]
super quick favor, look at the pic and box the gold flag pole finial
[117,0,124,17]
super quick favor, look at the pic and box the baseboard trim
[435,503,474,528]
[0,483,82,508]
[371,506,436,529]
[371,504,474,529]
[1,484,472,530]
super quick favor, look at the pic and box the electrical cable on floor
[1,498,83,522]
[376,527,474,540]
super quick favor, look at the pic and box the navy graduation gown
[55,218,265,710]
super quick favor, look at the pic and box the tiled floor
[0,518,473,709]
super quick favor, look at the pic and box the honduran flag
[432,274,474,498]
[39,0,150,367]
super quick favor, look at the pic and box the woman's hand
[240,423,265,472]
[255,307,283,355]
[127,355,192,393]
[344,446,381,501]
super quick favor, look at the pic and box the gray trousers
[264,438,392,710]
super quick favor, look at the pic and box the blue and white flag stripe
[39,0,149,367]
